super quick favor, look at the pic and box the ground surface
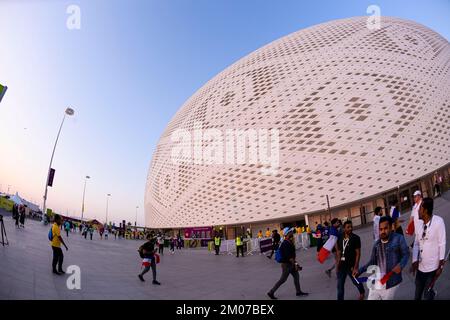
[1,192,450,300]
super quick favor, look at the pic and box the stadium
[145,16,450,239]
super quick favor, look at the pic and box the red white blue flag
[317,227,339,263]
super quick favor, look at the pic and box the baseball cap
[413,190,422,197]
[283,227,294,236]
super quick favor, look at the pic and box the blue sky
[0,0,449,225]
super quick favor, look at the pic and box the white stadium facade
[145,16,450,239]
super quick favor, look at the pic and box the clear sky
[0,0,449,226]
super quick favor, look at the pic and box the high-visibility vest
[214,237,221,246]
[236,236,242,246]
[265,231,271,237]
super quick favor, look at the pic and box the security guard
[214,234,221,255]
[236,235,244,257]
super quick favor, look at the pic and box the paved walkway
[1,192,450,300]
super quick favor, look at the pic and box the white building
[145,17,450,235]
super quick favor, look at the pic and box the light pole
[42,107,75,216]
[81,175,90,220]
[135,206,139,226]
[106,194,111,224]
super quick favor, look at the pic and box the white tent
[9,193,23,205]
[10,192,40,212]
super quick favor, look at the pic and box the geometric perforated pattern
[145,17,450,228]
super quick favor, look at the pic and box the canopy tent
[9,192,40,212]
[9,193,24,206]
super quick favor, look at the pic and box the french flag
[317,227,339,264]
[390,206,400,220]
[406,219,415,235]
[142,257,152,267]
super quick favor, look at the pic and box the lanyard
[342,237,350,256]
[418,216,433,262]
[421,216,433,240]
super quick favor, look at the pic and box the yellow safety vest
[236,237,242,246]
[214,237,220,245]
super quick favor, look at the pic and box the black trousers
[51,246,64,272]
[269,263,301,294]
[415,269,437,300]
[159,245,164,255]
[236,245,244,257]
[215,244,220,255]
[337,265,365,300]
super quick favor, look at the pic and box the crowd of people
[264,191,447,300]
[12,203,26,229]
[42,189,447,300]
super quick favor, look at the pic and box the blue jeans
[337,265,365,300]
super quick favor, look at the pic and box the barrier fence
[206,234,313,256]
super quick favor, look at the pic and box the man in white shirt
[373,206,383,242]
[408,190,422,238]
[411,197,446,300]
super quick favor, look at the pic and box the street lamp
[81,175,90,220]
[135,206,139,226]
[42,107,75,216]
[106,194,111,224]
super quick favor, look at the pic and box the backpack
[274,248,283,263]
[138,245,145,258]
[48,227,53,241]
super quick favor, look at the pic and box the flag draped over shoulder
[390,206,400,220]
[317,226,339,263]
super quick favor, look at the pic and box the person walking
[64,220,70,237]
[177,235,183,250]
[138,233,161,285]
[325,218,342,277]
[407,190,423,239]
[373,206,383,242]
[335,220,365,300]
[83,224,88,239]
[170,237,175,254]
[411,197,446,300]
[214,233,221,255]
[235,234,244,257]
[267,227,308,299]
[19,205,26,228]
[267,229,281,259]
[158,234,165,255]
[104,227,109,240]
[49,214,68,275]
[89,225,94,240]
[355,216,409,300]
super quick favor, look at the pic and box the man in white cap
[408,190,423,239]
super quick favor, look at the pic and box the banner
[0,83,7,103]
[47,168,56,187]
[259,238,272,253]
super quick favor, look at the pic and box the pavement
[1,192,450,300]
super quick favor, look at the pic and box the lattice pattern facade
[145,17,450,228]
